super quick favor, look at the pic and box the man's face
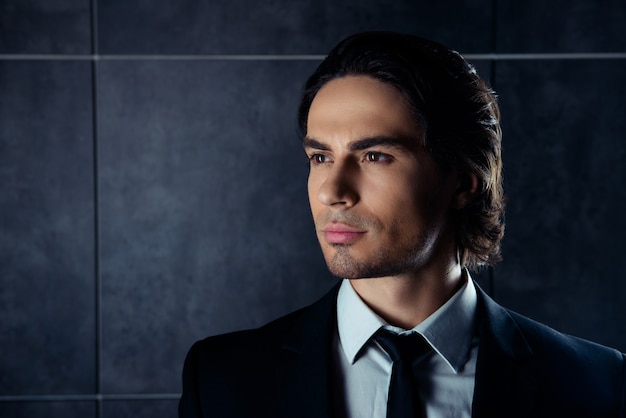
[304,75,458,279]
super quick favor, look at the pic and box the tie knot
[374,329,431,363]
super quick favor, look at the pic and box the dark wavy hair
[297,31,505,270]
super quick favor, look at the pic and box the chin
[323,244,430,279]
[324,255,402,280]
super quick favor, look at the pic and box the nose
[317,158,359,208]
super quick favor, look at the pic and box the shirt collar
[336,272,478,373]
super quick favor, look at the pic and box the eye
[364,151,390,163]
[309,154,330,165]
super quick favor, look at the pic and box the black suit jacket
[179,282,626,417]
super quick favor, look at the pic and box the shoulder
[188,303,314,359]
[184,281,340,370]
[504,308,625,416]
[476,282,624,370]
[476,284,626,416]
[507,309,625,373]
[179,285,340,417]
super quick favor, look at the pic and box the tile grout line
[0,394,182,402]
[0,53,626,61]
[90,0,103,416]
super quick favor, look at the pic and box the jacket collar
[472,283,538,418]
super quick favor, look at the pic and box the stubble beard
[322,232,435,280]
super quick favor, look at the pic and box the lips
[322,222,366,244]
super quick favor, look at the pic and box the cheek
[359,185,414,234]
[380,180,432,231]
[370,175,419,211]
[307,176,322,214]
[306,175,315,197]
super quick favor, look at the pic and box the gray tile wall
[1,1,625,416]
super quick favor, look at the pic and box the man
[179,32,626,418]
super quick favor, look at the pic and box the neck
[349,259,465,329]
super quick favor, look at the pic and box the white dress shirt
[332,275,479,418]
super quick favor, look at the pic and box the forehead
[307,75,421,143]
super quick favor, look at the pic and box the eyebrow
[302,137,330,151]
[302,135,417,152]
[348,136,416,151]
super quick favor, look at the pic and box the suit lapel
[279,283,340,418]
[472,284,538,418]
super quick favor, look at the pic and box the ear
[454,171,480,209]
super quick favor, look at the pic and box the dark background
[1,0,625,417]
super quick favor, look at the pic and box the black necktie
[374,330,432,418]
